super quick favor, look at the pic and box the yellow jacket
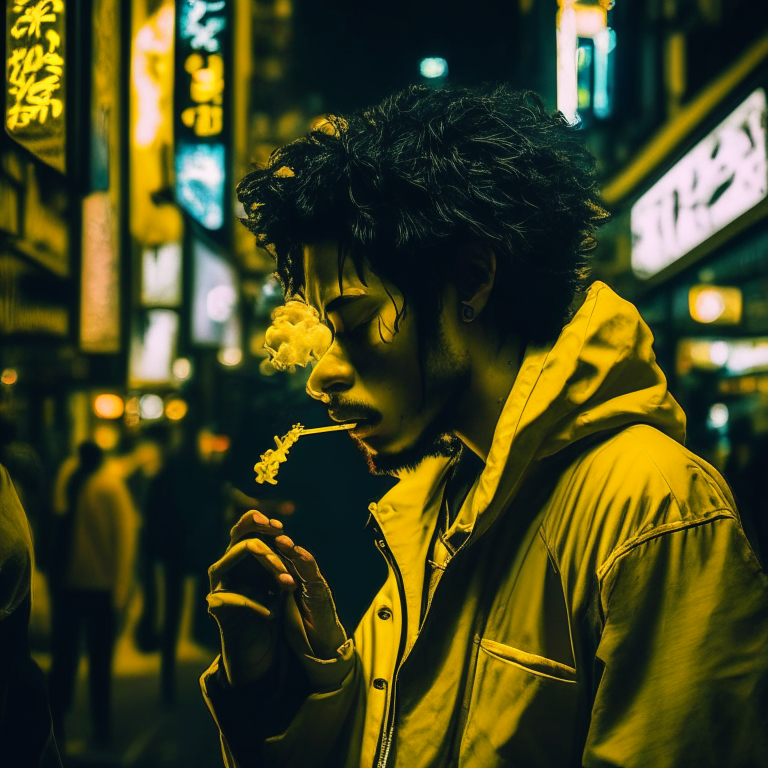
[202,282,768,768]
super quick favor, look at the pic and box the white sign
[631,88,768,279]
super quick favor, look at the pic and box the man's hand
[206,508,346,688]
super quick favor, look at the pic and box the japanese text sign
[5,0,66,172]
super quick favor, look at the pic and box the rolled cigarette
[300,423,357,435]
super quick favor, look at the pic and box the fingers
[209,537,295,592]
[273,536,327,598]
[229,509,285,547]
[207,590,271,619]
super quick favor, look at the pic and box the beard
[349,330,471,476]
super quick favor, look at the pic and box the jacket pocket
[479,639,576,683]
[458,638,580,768]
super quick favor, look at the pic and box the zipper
[371,525,408,768]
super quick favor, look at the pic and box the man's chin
[350,430,461,476]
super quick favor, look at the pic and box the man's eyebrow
[323,292,367,319]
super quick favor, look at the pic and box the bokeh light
[93,393,125,419]
[165,398,188,420]
[139,393,164,420]
[1,369,18,385]
[419,57,448,79]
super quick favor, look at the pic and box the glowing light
[179,1,226,53]
[631,88,768,280]
[175,142,225,229]
[132,5,175,148]
[81,192,120,353]
[726,340,768,374]
[709,341,730,366]
[1,369,18,385]
[419,58,448,79]
[165,398,188,420]
[574,4,606,37]
[708,403,729,430]
[556,3,579,124]
[172,357,192,380]
[142,243,183,306]
[192,239,238,344]
[6,2,65,137]
[592,28,615,119]
[206,284,237,322]
[125,396,140,415]
[129,309,179,385]
[93,423,120,450]
[689,285,742,325]
[139,394,164,420]
[218,347,242,366]
[93,394,125,419]
[694,290,725,323]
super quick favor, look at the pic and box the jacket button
[377,539,387,550]
[377,607,392,620]
[373,678,387,690]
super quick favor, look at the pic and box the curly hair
[237,84,609,344]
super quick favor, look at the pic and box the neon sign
[175,0,228,231]
[5,0,66,172]
[631,88,768,280]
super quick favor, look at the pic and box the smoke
[260,300,332,376]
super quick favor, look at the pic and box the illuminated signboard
[191,237,238,345]
[129,309,180,386]
[632,88,768,280]
[141,242,183,306]
[174,0,228,231]
[5,0,66,173]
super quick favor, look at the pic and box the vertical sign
[5,0,66,172]
[174,0,228,232]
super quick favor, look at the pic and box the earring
[461,303,475,322]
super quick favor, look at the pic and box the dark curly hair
[237,84,608,344]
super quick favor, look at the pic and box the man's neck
[453,334,523,464]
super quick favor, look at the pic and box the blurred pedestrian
[48,441,139,748]
[0,459,62,766]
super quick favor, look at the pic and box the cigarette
[300,423,357,435]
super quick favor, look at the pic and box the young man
[201,85,768,768]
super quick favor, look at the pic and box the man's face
[303,241,469,474]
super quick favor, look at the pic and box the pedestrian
[48,441,138,748]
[202,85,768,767]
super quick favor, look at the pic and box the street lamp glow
[419,58,448,79]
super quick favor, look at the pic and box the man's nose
[306,343,354,401]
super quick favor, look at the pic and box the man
[201,85,768,767]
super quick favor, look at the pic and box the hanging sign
[5,0,66,173]
[174,0,228,231]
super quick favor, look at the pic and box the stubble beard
[353,337,470,476]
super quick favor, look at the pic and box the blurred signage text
[174,0,228,231]
[632,88,768,280]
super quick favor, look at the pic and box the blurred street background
[1,0,768,765]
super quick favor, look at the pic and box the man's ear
[454,243,497,316]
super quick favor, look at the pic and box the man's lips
[328,410,380,438]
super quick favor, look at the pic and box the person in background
[48,441,139,748]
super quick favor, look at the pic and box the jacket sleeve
[583,513,768,768]
[200,636,363,768]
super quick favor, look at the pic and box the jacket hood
[464,280,686,540]
[377,281,686,547]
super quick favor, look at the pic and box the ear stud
[461,304,475,322]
